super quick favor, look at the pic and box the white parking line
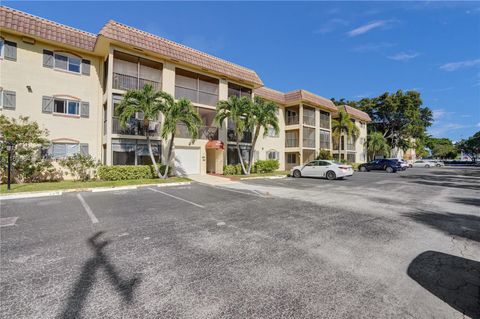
[148,188,205,208]
[76,194,99,224]
[212,185,267,197]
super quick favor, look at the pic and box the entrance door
[174,148,200,175]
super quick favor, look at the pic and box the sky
[5,1,480,141]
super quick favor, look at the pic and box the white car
[430,160,445,167]
[412,160,435,168]
[290,160,354,180]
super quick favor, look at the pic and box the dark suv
[358,159,402,173]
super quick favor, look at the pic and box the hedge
[97,165,167,181]
[223,164,243,175]
[253,160,279,173]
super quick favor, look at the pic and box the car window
[415,161,423,163]
[318,161,330,166]
[305,161,317,166]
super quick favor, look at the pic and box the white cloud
[432,109,456,120]
[352,42,397,53]
[387,52,420,61]
[429,123,469,137]
[346,20,390,37]
[439,58,480,71]
[314,19,349,35]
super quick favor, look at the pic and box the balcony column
[315,108,320,156]
[218,79,228,166]
[299,104,304,164]
[161,62,176,164]
[105,49,114,165]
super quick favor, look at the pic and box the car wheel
[326,171,336,180]
[293,170,301,178]
[386,166,394,173]
[436,164,441,167]
[425,164,430,168]
[360,166,367,172]
[409,164,412,168]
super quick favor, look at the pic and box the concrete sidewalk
[187,174,236,186]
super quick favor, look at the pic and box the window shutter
[80,101,90,118]
[43,50,54,68]
[42,96,54,113]
[80,143,89,156]
[81,59,91,75]
[4,41,17,61]
[3,91,16,110]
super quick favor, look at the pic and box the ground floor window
[286,153,298,164]
[50,142,88,159]
[227,144,251,165]
[347,153,356,163]
[267,150,279,160]
[319,130,330,149]
[112,139,161,165]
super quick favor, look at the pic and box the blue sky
[5,1,480,140]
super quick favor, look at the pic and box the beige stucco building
[1,6,370,175]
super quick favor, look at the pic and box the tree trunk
[338,133,342,161]
[146,135,161,178]
[161,133,175,179]
[247,124,261,175]
[344,133,349,162]
[236,134,248,175]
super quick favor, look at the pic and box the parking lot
[1,167,479,318]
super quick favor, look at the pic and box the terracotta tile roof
[0,6,97,51]
[335,105,372,122]
[254,87,286,104]
[99,20,263,86]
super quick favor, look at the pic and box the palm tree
[246,96,279,174]
[214,95,251,175]
[365,131,389,160]
[159,93,201,179]
[115,84,164,177]
[331,109,360,162]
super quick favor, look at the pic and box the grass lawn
[0,177,190,194]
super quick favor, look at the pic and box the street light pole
[6,141,13,191]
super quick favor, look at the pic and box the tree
[115,84,164,178]
[245,96,279,174]
[60,153,98,181]
[333,90,433,157]
[0,115,60,183]
[316,149,333,160]
[214,95,251,175]
[425,137,458,159]
[365,131,390,160]
[331,110,360,161]
[457,131,480,162]
[160,93,201,179]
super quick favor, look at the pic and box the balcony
[112,117,159,136]
[176,124,219,140]
[286,115,299,125]
[347,143,355,151]
[113,73,161,91]
[303,138,315,148]
[227,129,252,143]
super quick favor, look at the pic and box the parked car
[290,160,353,180]
[358,159,402,173]
[386,158,408,170]
[431,160,445,167]
[412,160,434,168]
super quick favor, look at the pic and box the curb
[0,181,192,200]
[239,175,287,180]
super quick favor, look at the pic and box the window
[286,131,299,147]
[175,68,219,106]
[347,153,356,163]
[112,139,161,165]
[320,110,330,129]
[303,107,315,126]
[0,39,4,58]
[305,161,318,166]
[54,53,82,73]
[318,161,330,166]
[227,144,251,165]
[228,83,252,98]
[50,143,87,159]
[54,99,79,115]
[287,153,297,164]
[267,150,279,160]
[319,130,330,149]
[267,126,279,137]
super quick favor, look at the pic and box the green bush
[316,149,333,160]
[60,154,98,181]
[253,160,279,173]
[97,165,167,181]
[223,165,237,175]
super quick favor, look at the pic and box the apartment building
[0,6,369,175]
[332,105,371,163]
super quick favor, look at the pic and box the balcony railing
[286,115,299,125]
[113,73,161,91]
[303,115,315,126]
[286,138,299,148]
[176,124,219,140]
[227,129,252,143]
[112,117,159,136]
[303,138,315,148]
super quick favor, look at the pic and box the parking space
[1,169,479,318]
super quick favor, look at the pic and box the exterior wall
[332,119,368,163]
[0,33,103,161]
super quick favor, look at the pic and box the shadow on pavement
[407,251,480,319]
[404,210,480,242]
[451,196,480,207]
[58,232,141,319]
[400,174,480,191]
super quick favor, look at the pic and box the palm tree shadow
[58,232,141,319]
[407,251,480,318]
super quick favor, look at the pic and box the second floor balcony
[113,73,161,91]
[112,117,159,136]
[176,123,219,140]
[227,129,252,144]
